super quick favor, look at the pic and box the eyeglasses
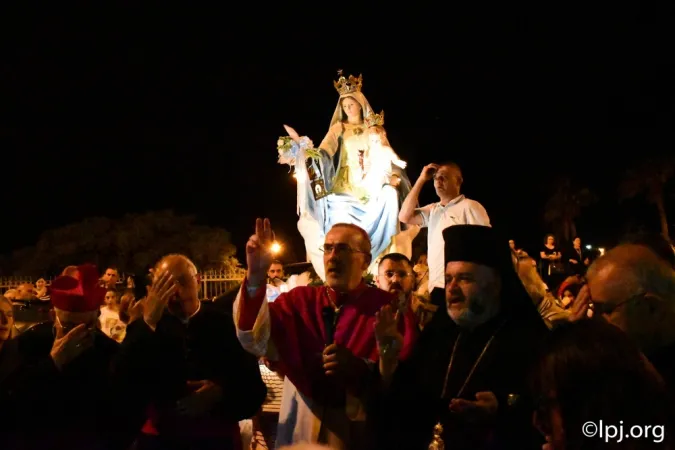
[380,270,412,280]
[590,294,643,316]
[320,243,367,256]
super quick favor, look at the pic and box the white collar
[440,194,465,208]
[178,300,201,325]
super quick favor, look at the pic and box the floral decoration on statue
[277,135,321,168]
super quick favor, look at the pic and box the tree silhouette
[543,177,597,245]
[619,157,674,242]
[9,210,239,276]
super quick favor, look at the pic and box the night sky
[3,9,673,265]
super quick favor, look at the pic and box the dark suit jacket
[112,303,266,445]
[371,306,548,450]
[4,322,126,450]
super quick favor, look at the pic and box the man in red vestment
[234,218,417,450]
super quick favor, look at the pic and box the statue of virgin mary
[280,71,419,280]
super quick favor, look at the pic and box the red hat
[51,264,107,312]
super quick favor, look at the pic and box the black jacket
[111,303,266,441]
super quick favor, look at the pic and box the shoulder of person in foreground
[278,443,336,450]
[17,321,54,359]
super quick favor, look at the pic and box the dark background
[2,8,673,265]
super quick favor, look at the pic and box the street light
[271,242,282,255]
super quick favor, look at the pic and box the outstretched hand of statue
[393,159,407,169]
[283,125,301,143]
[246,218,276,287]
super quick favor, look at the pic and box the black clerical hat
[443,225,511,271]
[442,225,545,323]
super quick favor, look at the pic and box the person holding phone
[399,162,491,309]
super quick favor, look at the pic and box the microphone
[322,306,342,346]
[322,307,335,346]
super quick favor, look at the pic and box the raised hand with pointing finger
[246,218,276,287]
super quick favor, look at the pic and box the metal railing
[1,269,246,300]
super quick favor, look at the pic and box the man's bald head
[587,244,675,352]
[620,232,675,269]
[153,254,200,307]
[587,244,675,304]
[61,266,79,277]
[154,254,198,284]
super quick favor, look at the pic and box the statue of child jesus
[361,125,407,197]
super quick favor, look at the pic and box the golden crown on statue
[334,69,363,95]
[365,110,385,127]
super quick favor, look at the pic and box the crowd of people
[2,74,674,449]
[2,210,674,450]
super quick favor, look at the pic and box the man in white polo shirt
[399,161,490,301]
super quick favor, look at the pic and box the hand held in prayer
[246,218,276,287]
[143,271,178,331]
[175,380,223,417]
[419,163,439,183]
[569,284,591,322]
[118,292,136,323]
[50,323,94,371]
[449,391,498,424]
[119,292,135,311]
[128,297,145,324]
[374,305,403,382]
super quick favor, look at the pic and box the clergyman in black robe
[112,254,266,450]
[372,225,549,449]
